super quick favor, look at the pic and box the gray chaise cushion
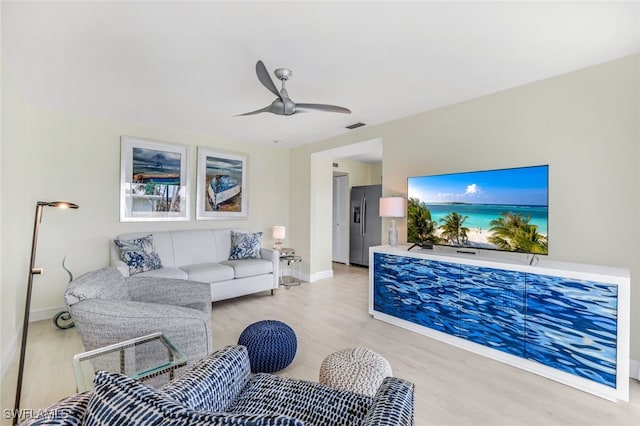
[64,267,127,306]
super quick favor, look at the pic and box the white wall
[0,72,290,376]
[333,158,381,187]
[291,55,640,361]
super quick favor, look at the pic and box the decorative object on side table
[272,225,285,250]
[379,197,406,247]
[238,320,297,373]
[13,201,79,426]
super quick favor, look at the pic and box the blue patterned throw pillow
[113,234,162,275]
[229,231,263,260]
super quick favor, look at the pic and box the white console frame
[369,245,630,402]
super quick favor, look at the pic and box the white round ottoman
[319,347,392,396]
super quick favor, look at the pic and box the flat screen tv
[407,165,548,255]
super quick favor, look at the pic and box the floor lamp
[13,201,79,425]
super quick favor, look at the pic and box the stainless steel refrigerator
[349,184,382,266]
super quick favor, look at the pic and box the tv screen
[407,165,548,254]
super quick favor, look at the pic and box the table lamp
[272,225,285,251]
[379,197,406,247]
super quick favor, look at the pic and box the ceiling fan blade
[234,105,272,116]
[295,103,352,114]
[255,60,281,98]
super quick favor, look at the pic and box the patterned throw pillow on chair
[229,231,263,260]
[113,234,162,275]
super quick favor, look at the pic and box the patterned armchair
[20,345,414,425]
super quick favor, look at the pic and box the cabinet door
[373,253,459,334]
[525,273,618,388]
[459,265,525,357]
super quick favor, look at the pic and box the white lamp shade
[272,226,286,239]
[379,197,406,218]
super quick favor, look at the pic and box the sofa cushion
[180,262,235,283]
[113,234,163,275]
[64,268,128,306]
[229,231,263,260]
[84,370,303,426]
[228,373,373,425]
[133,266,189,280]
[221,259,273,279]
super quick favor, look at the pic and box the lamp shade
[272,226,286,240]
[379,197,406,218]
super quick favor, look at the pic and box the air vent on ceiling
[345,122,366,130]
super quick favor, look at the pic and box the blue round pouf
[238,320,297,373]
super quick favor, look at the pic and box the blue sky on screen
[408,165,548,206]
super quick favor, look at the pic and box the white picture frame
[120,136,190,222]
[196,147,248,220]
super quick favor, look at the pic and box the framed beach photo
[196,147,248,220]
[120,136,190,222]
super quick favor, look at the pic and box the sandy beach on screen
[435,228,496,249]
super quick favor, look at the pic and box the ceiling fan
[236,60,351,116]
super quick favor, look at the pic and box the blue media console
[369,246,630,401]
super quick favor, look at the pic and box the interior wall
[0,76,290,375]
[292,54,640,360]
[333,158,381,187]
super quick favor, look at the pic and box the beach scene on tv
[407,165,548,254]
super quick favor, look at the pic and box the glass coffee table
[72,332,187,392]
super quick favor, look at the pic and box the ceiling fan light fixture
[236,60,352,117]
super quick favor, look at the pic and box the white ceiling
[3,1,639,152]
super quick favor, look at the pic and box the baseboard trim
[630,359,640,380]
[308,269,333,282]
[30,306,66,323]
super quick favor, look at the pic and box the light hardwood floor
[2,263,640,425]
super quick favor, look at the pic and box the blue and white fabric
[361,377,415,426]
[18,391,92,425]
[228,231,262,260]
[162,345,251,413]
[228,373,374,425]
[113,234,162,275]
[21,345,415,426]
[83,370,303,426]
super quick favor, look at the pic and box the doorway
[332,173,349,264]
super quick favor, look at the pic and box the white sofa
[110,228,279,302]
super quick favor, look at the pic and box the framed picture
[120,136,190,222]
[196,147,248,220]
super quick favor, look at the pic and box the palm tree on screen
[439,212,469,245]
[407,198,441,244]
[488,212,548,254]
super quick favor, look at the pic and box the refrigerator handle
[362,197,366,236]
